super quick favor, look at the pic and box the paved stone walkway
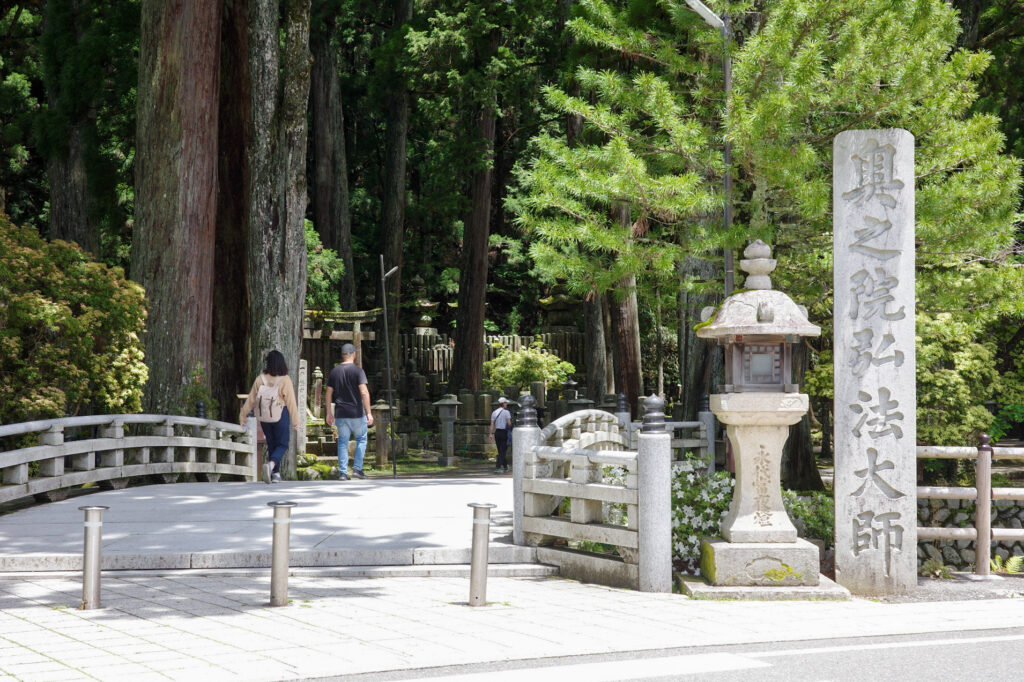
[3,571,1024,681]
[3,479,1024,681]
[0,481,522,571]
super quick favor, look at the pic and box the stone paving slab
[2,573,1024,682]
[0,480,516,572]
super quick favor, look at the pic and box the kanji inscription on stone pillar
[833,129,917,595]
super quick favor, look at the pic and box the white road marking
[752,632,1024,658]
[394,653,768,681]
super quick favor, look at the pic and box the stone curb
[0,543,539,572]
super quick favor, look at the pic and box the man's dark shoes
[353,468,366,479]
[338,471,350,481]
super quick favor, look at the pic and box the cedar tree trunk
[448,105,496,392]
[247,0,311,476]
[380,0,413,372]
[211,0,252,420]
[132,0,222,413]
[310,14,355,309]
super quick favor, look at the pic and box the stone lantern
[432,394,461,467]
[695,240,823,587]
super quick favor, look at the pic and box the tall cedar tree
[132,0,222,413]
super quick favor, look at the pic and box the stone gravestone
[833,129,917,595]
[297,359,308,466]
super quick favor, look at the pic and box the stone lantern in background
[432,394,461,467]
[695,240,823,588]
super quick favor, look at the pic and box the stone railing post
[615,393,632,447]
[512,394,542,546]
[38,425,65,478]
[245,417,259,480]
[638,395,672,593]
[97,420,125,468]
[698,409,716,473]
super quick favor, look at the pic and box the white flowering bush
[672,459,734,574]
[602,465,628,526]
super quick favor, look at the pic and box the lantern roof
[697,241,821,340]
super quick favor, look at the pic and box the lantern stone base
[700,537,820,587]
[679,573,850,601]
[437,455,457,467]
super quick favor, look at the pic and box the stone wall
[917,498,1024,569]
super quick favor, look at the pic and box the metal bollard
[79,505,109,610]
[268,501,298,606]
[468,503,496,607]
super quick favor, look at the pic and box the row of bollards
[76,499,495,610]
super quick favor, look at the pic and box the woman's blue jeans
[260,407,290,473]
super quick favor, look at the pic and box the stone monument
[833,129,916,595]
[695,241,824,588]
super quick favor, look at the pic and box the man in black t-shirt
[325,343,374,480]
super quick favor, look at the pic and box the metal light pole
[380,255,399,479]
[685,0,734,295]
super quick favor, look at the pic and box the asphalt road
[314,627,1024,682]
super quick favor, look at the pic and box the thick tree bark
[605,204,643,415]
[448,105,496,392]
[607,279,643,416]
[47,122,96,254]
[782,342,825,491]
[381,0,412,371]
[310,14,354,309]
[211,0,251,420]
[583,294,607,404]
[247,0,311,475]
[132,0,222,413]
[42,0,98,256]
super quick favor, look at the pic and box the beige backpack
[254,374,285,423]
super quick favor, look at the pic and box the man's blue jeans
[336,416,368,473]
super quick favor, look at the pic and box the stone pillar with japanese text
[833,129,917,595]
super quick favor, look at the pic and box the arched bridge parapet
[0,414,258,506]
[514,406,678,591]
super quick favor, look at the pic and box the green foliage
[917,313,999,445]
[482,341,575,390]
[179,363,219,420]
[508,0,722,300]
[1,6,45,229]
[991,554,1024,574]
[0,214,148,422]
[990,404,1024,443]
[782,490,835,547]
[305,221,345,311]
[919,558,954,579]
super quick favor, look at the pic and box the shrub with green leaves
[0,214,147,422]
[782,490,835,548]
[482,341,575,391]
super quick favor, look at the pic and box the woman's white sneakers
[262,461,273,484]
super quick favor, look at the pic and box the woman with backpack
[239,349,300,483]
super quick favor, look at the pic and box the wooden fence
[916,435,1024,577]
[400,331,586,384]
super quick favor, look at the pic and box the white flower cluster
[671,459,734,574]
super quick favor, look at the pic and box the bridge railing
[0,414,258,505]
[512,399,672,592]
